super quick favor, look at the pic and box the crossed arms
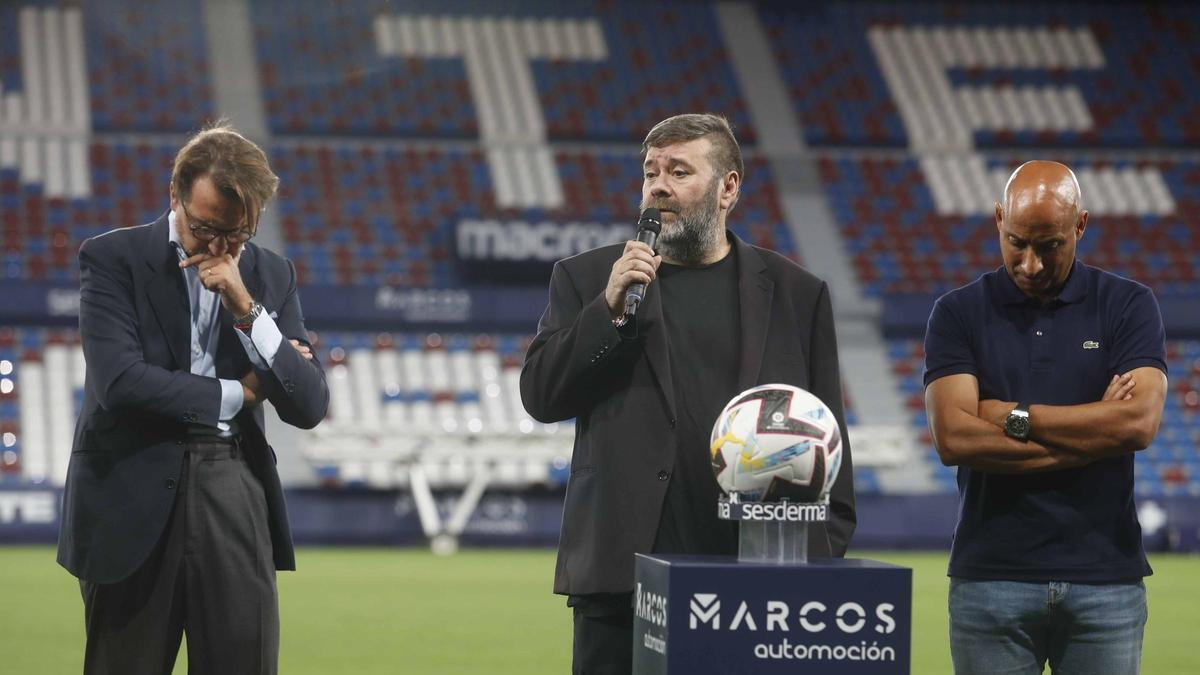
[79,237,328,430]
[925,367,1167,474]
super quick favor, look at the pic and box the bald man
[923,161,1167,674]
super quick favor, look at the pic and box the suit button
[176,440,183,446]
[669,417,676,428]
[165,478,176,489]
[657,470,669,481]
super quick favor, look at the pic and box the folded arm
[977,366,1166,460]
[925,374,1086,473]
[79,239,225,425]
[241,261,329,429]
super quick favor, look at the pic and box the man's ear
[720,171,740,211]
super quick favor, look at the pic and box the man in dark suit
[520,113,856,674]
[57,123,329,674]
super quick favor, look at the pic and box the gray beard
[647,180,723,267]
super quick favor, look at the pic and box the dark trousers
[571,593,634,675]
[80,438,279,675]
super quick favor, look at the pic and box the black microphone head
[638,208,662,234]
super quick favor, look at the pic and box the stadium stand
[1,141,174,282]
[5,141,794,286]
[273,145,794,286]
[0,326,567,489]
[0,329,20,484]
[251,0,754,142]
[0,0,1197,551]
[0,328,80,487]
[301,331,570,490]
[85,0,213,132]
[819,154,1200,298]
[761,2,1200,149]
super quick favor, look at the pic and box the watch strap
[234,302,263,332]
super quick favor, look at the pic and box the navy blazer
[57,214,329,584]
[521,233,857,596]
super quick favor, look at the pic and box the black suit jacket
[57,214,329,584]
[521,233,857,596]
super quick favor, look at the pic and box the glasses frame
[180,200,255,244]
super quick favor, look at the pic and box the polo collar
[1056,260,1088,304]
[997,259,1088,307]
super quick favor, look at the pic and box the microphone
[623,208,662,319]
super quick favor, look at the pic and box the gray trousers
[80,437,279,675]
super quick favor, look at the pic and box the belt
[184,435,242,457]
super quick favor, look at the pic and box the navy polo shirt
[924,260,1166,582]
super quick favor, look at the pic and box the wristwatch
[1004,402,1031,441]
[233,302,264,333]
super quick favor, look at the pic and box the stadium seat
[761,3,1200,149]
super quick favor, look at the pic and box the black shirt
[924,261,1166,582]
[651,250,740,556]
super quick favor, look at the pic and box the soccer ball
[709,384,843,503]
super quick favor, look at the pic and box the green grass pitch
[2,547,1196,673]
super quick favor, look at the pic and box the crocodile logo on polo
[1082,341,1100,350]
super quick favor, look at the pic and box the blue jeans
[948,578,1146,675]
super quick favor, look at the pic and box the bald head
[994,160,1088,303]
[1001,160,1082,220]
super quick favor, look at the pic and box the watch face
[1006,415,1030,439]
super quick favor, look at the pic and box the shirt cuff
[218,378,244,422]
[236,310,285,369]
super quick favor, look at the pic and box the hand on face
[172,174,256,316]
[179,250,254,317]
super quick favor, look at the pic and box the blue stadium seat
[250,0,753,141]
[821,156,1200,297]
[761,2,1200,149]
[85,0,213,131]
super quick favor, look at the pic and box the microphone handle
[623,229,659,317]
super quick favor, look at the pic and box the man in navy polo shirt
[923,160,1167,674]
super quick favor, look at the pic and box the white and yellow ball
[710,384,842,503]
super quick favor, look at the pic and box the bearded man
[521,113,856,675]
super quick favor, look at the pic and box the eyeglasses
[180,201,255,244]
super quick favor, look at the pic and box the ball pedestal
[720,494,823,564]
[632,496,912,674]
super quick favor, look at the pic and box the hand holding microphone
[604,208,662,323]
